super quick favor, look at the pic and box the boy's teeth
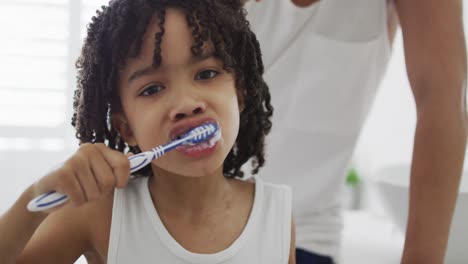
[183,130,221,150]
[208,140,215,147]
[209,131,221,144]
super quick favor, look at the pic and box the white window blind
[0,4,109,263]
[0,0,108,151]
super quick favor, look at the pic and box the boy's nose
[169,98,206,121]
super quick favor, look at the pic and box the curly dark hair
[71,0,273,178]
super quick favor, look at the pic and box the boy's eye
[195,69,219,80]
[139,84,164,96]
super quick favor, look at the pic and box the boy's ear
[112,113,137,146]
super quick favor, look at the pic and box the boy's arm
[0,186,90,264]
[394,0,467,263]
[288,215,296,264]
[0,186,47,263]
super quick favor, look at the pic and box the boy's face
[115,8,241,177]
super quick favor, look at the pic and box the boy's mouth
[175,130,221,157]
[168,117,222,157]
[168,117,219,141]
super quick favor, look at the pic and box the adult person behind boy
[242,0,467,263]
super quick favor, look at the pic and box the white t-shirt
[244,0,391,258]
[107,177,292,263]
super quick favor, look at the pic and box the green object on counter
[346,167,361,186]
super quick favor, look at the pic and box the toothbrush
[27,122,220,212]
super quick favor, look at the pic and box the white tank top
[244,0,391,258]
[107,177,292,263]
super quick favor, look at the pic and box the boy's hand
[30,143,131,213]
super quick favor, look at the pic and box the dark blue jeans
[296,248,335,264]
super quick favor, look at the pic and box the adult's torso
[244,0,394,258]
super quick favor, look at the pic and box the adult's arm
[395,0,467,263]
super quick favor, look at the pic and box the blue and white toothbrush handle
[27,121,219,212]
[26,146,165,212]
